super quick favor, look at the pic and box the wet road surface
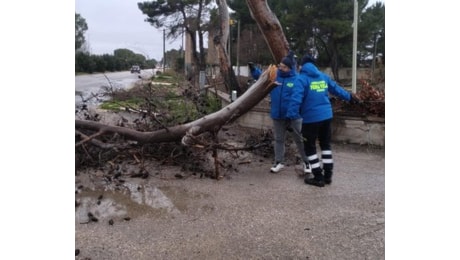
[75,69,155,108]
[75,141,385,259]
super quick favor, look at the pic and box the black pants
[301,119,333,174]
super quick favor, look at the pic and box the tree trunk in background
[214,0,242,95]
[196,0,207,71]
[329,39,340,82]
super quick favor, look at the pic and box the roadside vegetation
[76,71,271,179]
[99,71,222,128]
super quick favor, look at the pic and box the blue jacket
[290,63,352,123]
[270,69,303,120]
[250,67,262,81]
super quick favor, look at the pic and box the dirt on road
[75,121,385,259]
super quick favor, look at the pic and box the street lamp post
[352,0,358,93]
[163,29,166,73]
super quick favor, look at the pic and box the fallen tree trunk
[245,0,290,63]
[76,65,278,145]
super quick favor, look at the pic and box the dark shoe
[324,171,333,185]
[304,177,325,187]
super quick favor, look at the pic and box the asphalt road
[75,69,155,108]
[75,126,385,259]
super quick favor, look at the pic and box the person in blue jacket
[289,55,360,187]
[249,51,312,174]
[248,62,261,81]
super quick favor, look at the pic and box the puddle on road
[75,81,125,110]
[123,182,180,214]
[75,182,181,224]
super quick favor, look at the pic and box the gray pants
[272,118,308,164]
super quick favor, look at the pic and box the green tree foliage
[228,0,384,80]
[114,48,146,67]
[161,48,185,71]
[75,13,88,51]
[359,2,385,64]
[137,0,212,71]
[101,54,118,72]
[269,0,361,79]
[75,52,95,73]
[75,48,159,74]
[227,0,256,25]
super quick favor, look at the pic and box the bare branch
[75,130,105,147]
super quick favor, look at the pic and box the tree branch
[75,66,278,144]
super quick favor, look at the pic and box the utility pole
[228,20,232,65]
[352,0,358,93]
[183,26,186,76]
[236,20,241,77]
[163,29,166,73]
[371,31,380,82]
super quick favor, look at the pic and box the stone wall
[331,116,385,146]
[209,88,385,146]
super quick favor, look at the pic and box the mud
[75,131,385,259]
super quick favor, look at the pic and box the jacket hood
[300,62,320,77]
[277,67,296,78]
[280,50,297,70]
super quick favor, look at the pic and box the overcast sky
[75,0,384,61]
[75,0,183,60]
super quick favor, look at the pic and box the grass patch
[99,72,222,126]
[99,98,143,111]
